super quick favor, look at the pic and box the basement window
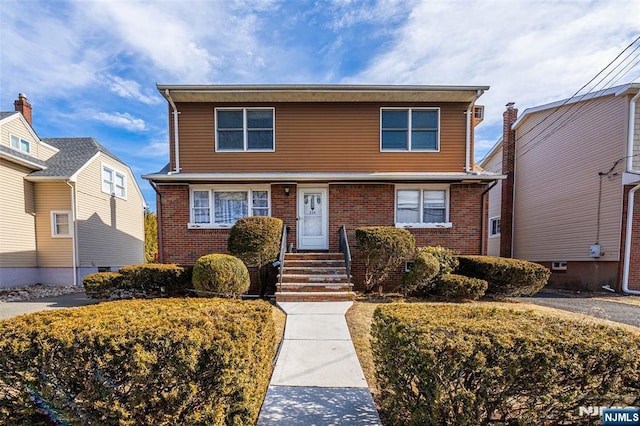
[551,261,568,271]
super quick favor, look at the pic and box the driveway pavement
[0,292,97,321]
[515,293,640,328]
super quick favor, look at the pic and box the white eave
[0,150,46,170]
[142,171,505,183]
[157,84,489,104]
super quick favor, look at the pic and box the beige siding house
[480,139,502,257]
[484,83,640,293]
[0,95,145,288]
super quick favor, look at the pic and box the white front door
[298,187,328,250]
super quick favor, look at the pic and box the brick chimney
[500,102,518,258]
[14,93,32,126]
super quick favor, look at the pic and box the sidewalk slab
[277,301,353,315]
[258,386,381,425]
[284,314,352,340]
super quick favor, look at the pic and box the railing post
[278,226,289,293]
[338,225,352,290]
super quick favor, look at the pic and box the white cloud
[94,112,147,132]
[105,75,162,105]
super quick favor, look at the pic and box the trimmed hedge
[355,226,415,292]
[433,273,487,300]
[193,254,250,297]
[372,304,640,425]
[228,216,283,267]
[457,255,550,296]
[400,252,439,295]
[82,272,122,299]
[0,298,276,425]
[82,264,190,300]
[419,246,459,277]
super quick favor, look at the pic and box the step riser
[285,254,344,261]
[282,268,345,275]
[276,293,354,302]
[279,285,350,292]
[278,252,351,301]
[285,260,345,267]
[279,275,349,284]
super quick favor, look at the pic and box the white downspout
[622,183,640,294]
[165,89,180,173]
[627,91,640,172]
[65,180,78,286]
[465,103,472,173]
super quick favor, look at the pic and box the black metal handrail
[338,224,352,289]
[278,225,289,292]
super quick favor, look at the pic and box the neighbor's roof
[157,84,490,104]
[513,82,640,130]
[28,137,124,179]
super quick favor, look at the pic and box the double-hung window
[51,211,71,237]
[189,186,270,228]
[102,165,126,199]
[216,108,274,151]
[395,186,451,228]
[489,217,501,237]
[381,108,439,151]
[10,134,31,154]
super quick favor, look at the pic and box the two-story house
[144,84,501,295]
[0,94,146,288]
[482,83,640,293]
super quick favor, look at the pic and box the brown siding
[173,102,468,173]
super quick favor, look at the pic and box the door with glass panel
[297,187,328,250]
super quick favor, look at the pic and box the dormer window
[215,108,274,152]
[10,134,31,154]
[381,108,440,151]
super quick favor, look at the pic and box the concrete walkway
[258,302,381,425]
[0,292,97,321]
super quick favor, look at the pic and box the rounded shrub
[457,255,551,296]
[355,226,415,292]
[227,216,283,267]
[419,245,459,276]
[433,273,488,300]
[82,272,122,299]
[372,304,640,425]
[400,252,440,295]
[192,253,250,296]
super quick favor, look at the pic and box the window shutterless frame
[214,107,275,152]
[489,216,501,237]
[51,211,72,237]
[9,133,31,154]
[394,184,451,229]
[101,163,127,199]
[188,185,271,229]
[380,107,440,152]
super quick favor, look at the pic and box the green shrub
[372,304,640,425]
[419,246,459,277]
[119,263,190,297]
[433,273,487,300]
[400,252,440,295]
[82,272,122,299]
[0,298,276,425]
[355,226,415,293]
[228,216,283,267]
[193,254,250,296]
[457,255,550,296]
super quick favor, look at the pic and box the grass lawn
[272,303,286,349]
[345,296,640,415]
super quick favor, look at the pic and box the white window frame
[215,107,275,152]
[394,184,452,229]
[10,133,31,154]
[551,261,568,271]
[51,211,72,238]
[380,107,440,152]
[102,164,127,199]
[188,185,271,229]
[489,216,501,238]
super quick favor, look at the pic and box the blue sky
[2,0,639,210]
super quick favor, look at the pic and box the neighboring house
[482,83,640,293]
[0,94,145,288]
[481,138,502,257]
[144,84,502,292]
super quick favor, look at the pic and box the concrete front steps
[276,253,355,302]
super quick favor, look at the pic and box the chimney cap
[506,102,515,108]
[18,93,28,99]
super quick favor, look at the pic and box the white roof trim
[0,112,59,154]
[0,150,46,170]
[479,137,503,168]
[513,83,640,130]
[143,171,505,182]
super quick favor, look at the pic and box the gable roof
[29,137,124,179]
[0,111,18,121]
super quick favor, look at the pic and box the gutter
[165,89,181,173]
[627,91,640,172]
[622,182,640,294]
[65,180,78,287]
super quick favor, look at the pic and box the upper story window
[10,134,31,154]
[381,108,439,151]
[216,108,274,152]
[395,185,451,228]
[102,165,126,199]
[189,185,270,228]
